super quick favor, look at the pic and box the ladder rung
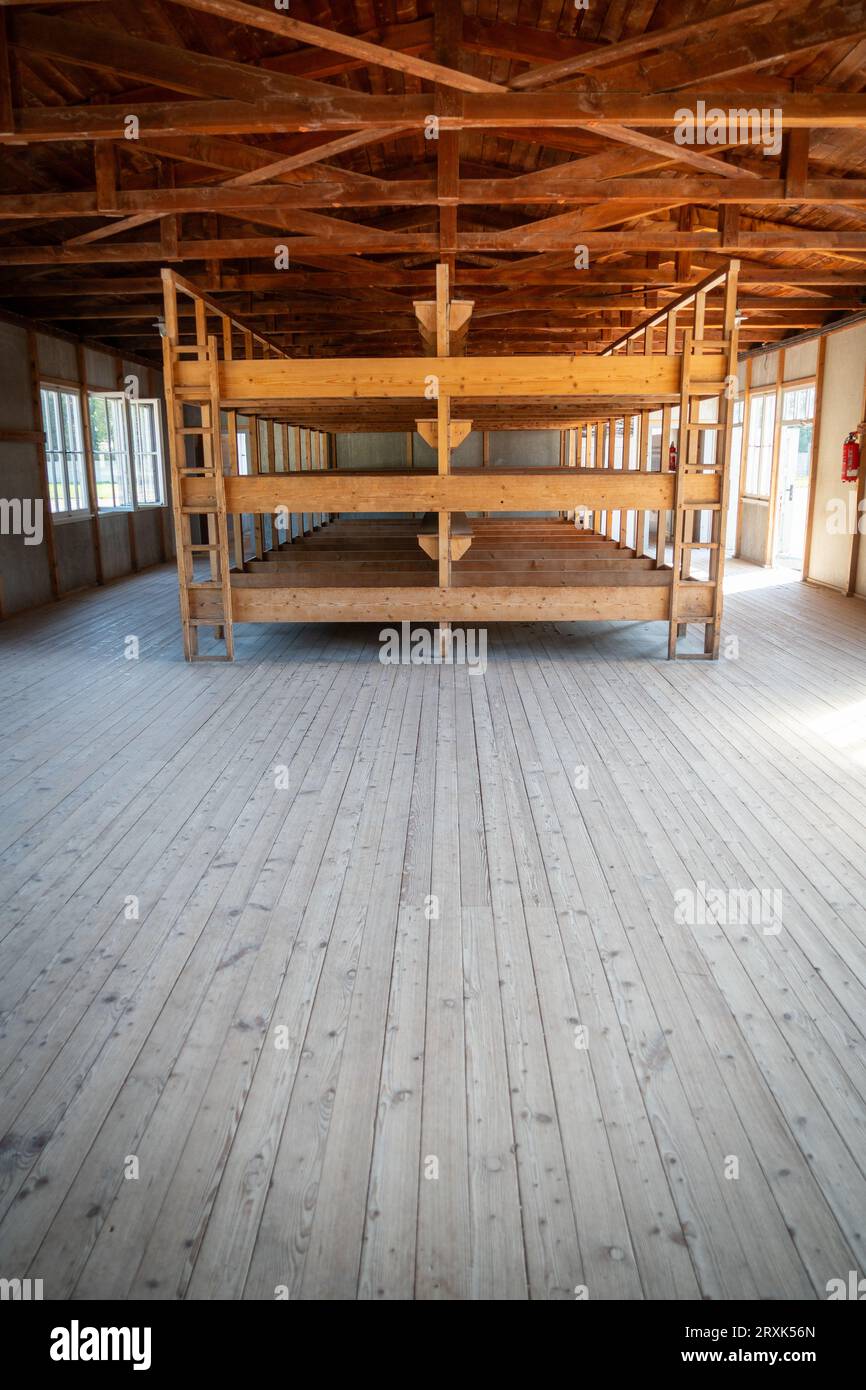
[189,617,226,626]
[182,505,218,514]
[178,427,214,437]
[682,541,720,550]
[187,543,221,552]
[188,581,223,591]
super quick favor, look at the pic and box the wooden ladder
[668,270,740,659]
[165,336,234,661]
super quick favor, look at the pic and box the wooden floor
[1,562,866,1301]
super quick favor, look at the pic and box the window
[88,393,132,510]
[744,391,776,497]
[41,386,88,515]
[129,399,165,505]
[781,384,815,423]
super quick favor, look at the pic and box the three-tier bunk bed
[160,259,740,662]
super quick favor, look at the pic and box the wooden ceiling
[2,0,866,364]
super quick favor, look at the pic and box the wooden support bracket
[415,418,471,451]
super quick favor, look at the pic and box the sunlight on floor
[723,561,803,595]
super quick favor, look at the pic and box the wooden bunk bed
[160,260,740,662]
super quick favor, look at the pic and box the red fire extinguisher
[842,432,861,483]
[668,440,677,471]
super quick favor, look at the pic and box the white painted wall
[810,321,866,594]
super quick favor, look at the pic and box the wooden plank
[174,353,725,401]
[185,469,719,513]
[187,582,714,624]
[1,564,865,1298]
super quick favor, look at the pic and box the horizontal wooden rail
[188,582,715,625]
[182,470,720,513]
[173,353,728,402]
[189,578,717,622]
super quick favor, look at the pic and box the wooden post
[704,259,740,656]
[802,335,826,584]
[481,428,489,518]
[160,271,194,657]
[657,309,678,568]
[669,329,693,658]
[75,342,103,585]
[223,317,244,572]
[846,361,866,596]
[26,330,59,601]
[435,263,451,660]
[764,348,786,568]
[115,355,138,574]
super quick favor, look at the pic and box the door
[775,384,815,570]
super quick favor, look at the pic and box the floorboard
[1,562,864,1299]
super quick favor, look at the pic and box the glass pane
[46,450,66,512]
[41,389,62,453]
[89,395,108,454]
[61,390,83,453]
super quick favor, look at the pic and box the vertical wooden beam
[764,348,786,567]
[735,356,753,557]
[300,426,311,536]
[680,292,707,581]
[784,128,809,199]
[0,11,13,138]
[222,317,244,572]
[434,0,461,280]
[802,334,826,584]
[205,332,233,658]
[75,342,103,585]
[481,427,489,518]
[26,329,59,600]
[657,310,677,568]
[676,205,693,283]
[704,259,740,656]
[160,271,195,658]
[159,160,179,260]
[435,261,451,656]
[94,143,117,213]
[114,355,138,573]
[846,361,866,596]
[265,417,279,548]
[669,329,693,658]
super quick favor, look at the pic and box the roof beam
[166,0,503,95]
[9,178,866,221]
[9,226,866,266]
[6,92,866,144]
[510,0,808,89]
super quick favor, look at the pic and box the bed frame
[160,260,740,661]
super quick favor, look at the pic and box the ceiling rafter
[2,1,866,358]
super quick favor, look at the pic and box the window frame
[87,390,134,513]
[128,397,166,508]
[40,381,90,521]
[743,387,777,500]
